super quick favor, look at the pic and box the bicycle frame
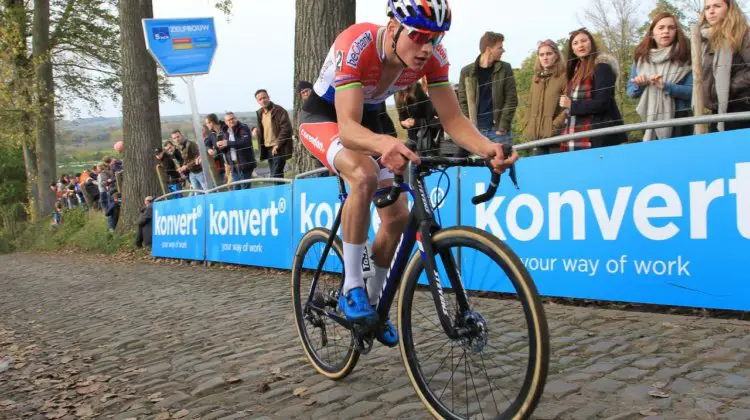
[305,166,471,340]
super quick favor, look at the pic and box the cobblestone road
[0,253,749,420]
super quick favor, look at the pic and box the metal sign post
[142,17,219,189]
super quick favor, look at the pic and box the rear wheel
[398,227,549,419]
[292,228,359,379]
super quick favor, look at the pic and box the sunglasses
[402,24,444,47]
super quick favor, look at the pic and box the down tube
[376,212,418,319]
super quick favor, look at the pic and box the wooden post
[155,164,168,196]
[691,24,709,135]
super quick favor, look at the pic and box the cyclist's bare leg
[333,149,380,295]
[368,183,408,304]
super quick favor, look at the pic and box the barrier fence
[153,129,750,311]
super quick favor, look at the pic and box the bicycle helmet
[387,0,452,33]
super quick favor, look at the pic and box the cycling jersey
[300,22,451,177]
[312,22,451,111]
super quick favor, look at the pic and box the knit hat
[297,81,313,94]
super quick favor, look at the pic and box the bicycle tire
[292,228,359,380]
[398,226,549,420]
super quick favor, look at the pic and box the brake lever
[503,144,519,190]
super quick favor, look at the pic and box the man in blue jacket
[217,112,256,190]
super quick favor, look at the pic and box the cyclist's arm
[428,86,493,158]
[335,87,390,156]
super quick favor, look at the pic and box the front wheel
[292,228,359,380]
[398,227,549,420]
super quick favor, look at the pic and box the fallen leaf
[76,380,91,388]
[60,356,73,364]
[154,413,170,420]
[148,392,163,401]
[45,408,68,419]
[303,399,316,406]
[172,409,189,418]
[75,404,94,417]
[640,408,658,416]
[651,382,667,389]
[76,386,93,395]
[14,362,26,369]
[293,387,307,397]
[227,377,241,384]
[271,368,281,375]
[648,390,670,399]
[661,322,680,329]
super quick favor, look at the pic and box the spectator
[204,114,229,185]
[164,140,183,166]
[219,112,256,189]
[524,39,568,155]
[73,173,87,209]
[700,0,750,132]
[154,146,183,197]
[136,196,154,249]
[103,156,123,173]
[105,192,121,232]
[95,163,113,211]
[396,80,440,155]
[172,129,207,193]
[52,202,63,228]
[458,31,518,145]
[254,89,293,183]
[297,81,313,104]
[628,12,693,140]
[559,28,627,151]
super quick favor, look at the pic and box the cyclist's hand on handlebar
[483,142,518,174]
[379,136,421,175]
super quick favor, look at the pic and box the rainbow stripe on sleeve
[427,76,451,88]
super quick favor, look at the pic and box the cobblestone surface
[0,253,749,419]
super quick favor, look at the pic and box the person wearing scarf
[559,28,627,151]
[628,12,693,141]
[700,0,750,132]
[523,39,567,155]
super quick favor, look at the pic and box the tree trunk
[32,0,56,217]
[5,0,40,220]
[118,0,162,231]
[292,0,356,175]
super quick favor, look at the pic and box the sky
[85,0,634,119]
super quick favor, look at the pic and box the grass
[7,208,142,256]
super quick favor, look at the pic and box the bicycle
[292,149,550,420]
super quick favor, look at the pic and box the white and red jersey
[313,23,451,111]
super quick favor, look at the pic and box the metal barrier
[204,178,292,194]
[295,167,329,179]
[154,189,207,202]
[516,111,750,151]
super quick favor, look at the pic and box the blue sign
[459,130,750,311]
[142,17,217,76]
[152,195,206,260]
[293,170,458,250]
[205,185,293,269]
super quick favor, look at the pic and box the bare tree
[291,0,356,175]
[584,0,642,106]
[118,0,162,231]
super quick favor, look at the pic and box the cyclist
[298,0,518,347]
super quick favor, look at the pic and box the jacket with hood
[458,57,518,133]
[567,54,627,148]
[524,70,568,141]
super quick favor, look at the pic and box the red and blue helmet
[387,0,452,33]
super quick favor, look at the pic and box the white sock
[367,265,389,305]
[342,242,366,295]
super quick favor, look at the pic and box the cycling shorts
[298,93,393,182]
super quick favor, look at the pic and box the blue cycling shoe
[375,309,399,348]
[338,288,377,324]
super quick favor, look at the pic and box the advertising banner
[459,130,750,310]
[152,195,206,261]
[205,185,293,269]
